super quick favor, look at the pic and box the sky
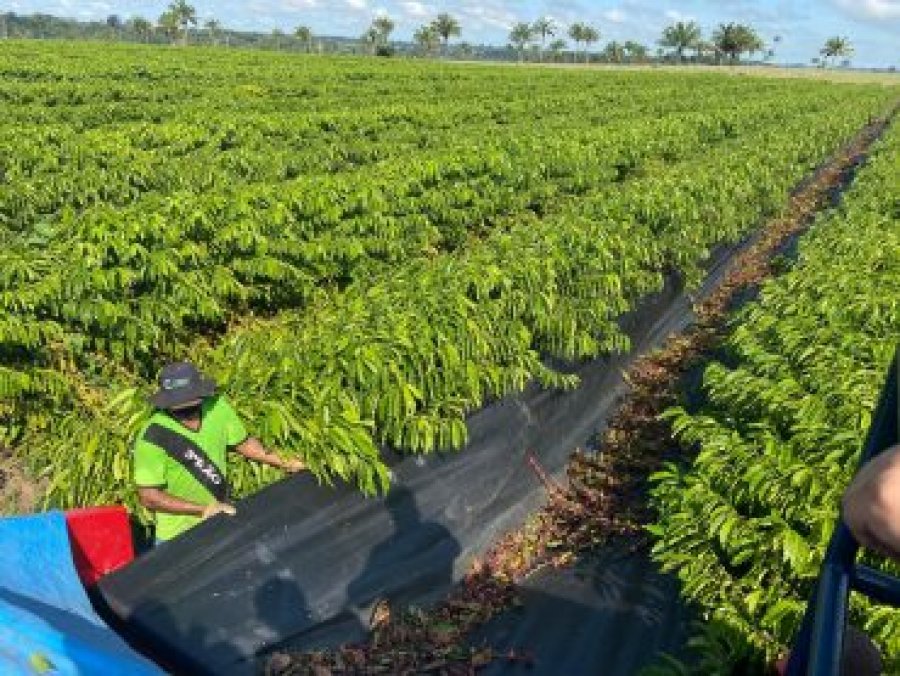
[7,0,900,68]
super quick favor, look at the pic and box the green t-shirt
[133,395,248,541]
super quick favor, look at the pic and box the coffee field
[649,120,900,669]
[0,41,895,520]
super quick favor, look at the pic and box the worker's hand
[201,501,237,520]
[281,458,307,474]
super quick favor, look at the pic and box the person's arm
[137,487,204,516]
[842,444,900,561]
[233,436,307,473]
[137,487,235,519]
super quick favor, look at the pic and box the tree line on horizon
[0,3,861,69]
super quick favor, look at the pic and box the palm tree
[659,20,701,62]
[431,13,461,55]
[166,0,197,46]
[712,23,740,62]
[743,27,764,60]
[531,16,556,62]
[549,38,567,62]
[372,16,395,44]
[204,19,221,45]
[271,28,284,51]
[129,16,153,43]
[360,16,393,55]
[295,25,313,52]
[581,25,600,63]
[360,26,380,54]
[106,14,122,41]
[623,40,647,63]
[602,41,626,63]
[820,36,853,66]
[414,24,440,56]
[694,39,714,63]
[157,11,180,44]
[712,22,761,63]
[771,34,782,62]
[568,23,586,63]
[509,22,533,62]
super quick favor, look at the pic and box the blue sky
[8,0,900,67]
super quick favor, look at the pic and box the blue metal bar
[787,351,898,675]
[786,602,814,676]
[806,527,854,676]
[852,565,900,607]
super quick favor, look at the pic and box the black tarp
[469,543,693,675]
[97,240,746,676]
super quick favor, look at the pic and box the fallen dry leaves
[266,108,896,676]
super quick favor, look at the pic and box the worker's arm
[842,444,900,562]
[233,436,307,473]
[137,487,235,519]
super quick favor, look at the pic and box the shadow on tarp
[97,238,751,675]
[469,540,693,675]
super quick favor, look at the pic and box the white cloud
[603,8,627,23]
[279,0,319,9]
[400,1,430,18]
[345,0,367,9]
[663,9,694,23]
[457,1,519,32]
[832,0,900,20]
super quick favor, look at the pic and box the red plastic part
[65,506,135,587]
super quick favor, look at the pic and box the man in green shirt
[133,361,305,542]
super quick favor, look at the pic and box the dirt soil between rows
[0,445,43,515]
[267,103,898,675]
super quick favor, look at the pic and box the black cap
[149,362,217,410]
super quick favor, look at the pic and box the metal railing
[787,350,898,676]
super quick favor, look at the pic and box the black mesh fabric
[97,240,748,675]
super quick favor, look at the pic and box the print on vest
[144,423,229,502]
[184,449,223,485]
